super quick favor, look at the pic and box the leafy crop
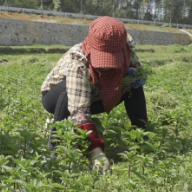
[1,45,192,191]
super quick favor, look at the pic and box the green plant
[1,45,192,191]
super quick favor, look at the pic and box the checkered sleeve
[127,33,142,68]
[66,57,92,124]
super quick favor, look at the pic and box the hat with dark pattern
[88,16,127,69]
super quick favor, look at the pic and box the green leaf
[51,183,65,189]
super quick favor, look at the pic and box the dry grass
[0,11,184,33]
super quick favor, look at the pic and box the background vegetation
[1,44,192,191]
[1,0,192,25]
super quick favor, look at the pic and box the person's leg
[42,81,107,155]
[123,86,148,129]
[42,80,70,152]
[42,80,70,121]
[90,99,105,114]
[90,96,125,115]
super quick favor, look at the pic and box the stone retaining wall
[0,18,190,46]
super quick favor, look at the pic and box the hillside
[0,11,184,34]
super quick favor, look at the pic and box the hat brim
[90,47,124,69]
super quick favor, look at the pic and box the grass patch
[137,44,192,67]
[0,44,71,54]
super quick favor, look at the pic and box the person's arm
[64,49,104,152]
[127,33,142,68]
[124,34,147,90]
[63,51,92,124]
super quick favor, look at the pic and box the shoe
[91,152,110,173]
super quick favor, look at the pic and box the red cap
[88,16,127,69]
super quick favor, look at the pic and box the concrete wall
[0,18,191,46]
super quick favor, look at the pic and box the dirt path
[180,29,192,37]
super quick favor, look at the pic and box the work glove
[127,67,138,77]
[78,123,104,151]
[127,67,147,88]
[131,78,146,88]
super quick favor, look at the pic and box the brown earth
[0,11,183,33]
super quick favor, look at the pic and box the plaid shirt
[41,34,141,123]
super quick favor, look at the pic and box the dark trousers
[42,80,147,129]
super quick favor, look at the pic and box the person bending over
[41,16,148,172]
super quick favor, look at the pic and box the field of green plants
[1,44,192,192]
